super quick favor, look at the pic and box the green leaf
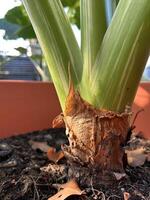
[16,24,36,39]
[87,0,150,112]
[0,5,36,40]
[5,5,29,26]
[61,0,80,28]
[22,0,82,110]
[67,4,80,29]
[15,47,27,54]
[60,0,77,7]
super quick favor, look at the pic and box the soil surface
[0,129,149,200]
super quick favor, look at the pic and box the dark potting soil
[0,129,149,200]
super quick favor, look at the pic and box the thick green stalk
[22,0,82,110]
[84,0,150,112]
[80,0,107,100]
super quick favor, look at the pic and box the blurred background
[0,0,149,82]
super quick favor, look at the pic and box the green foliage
[16,24,35,39]
[15,47,27,54]
[0,1,80,40]
[61,0,77,7]
[5,5,29,26]
[61,0,80,28]
[0,5,36,39]
[67,4,80,28]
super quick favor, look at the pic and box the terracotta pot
[132,82,150,139]
[0,80,61,138]
[0,81,149,139]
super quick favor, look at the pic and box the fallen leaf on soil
[125,147,147,167]
[48,179,84,200]
[123,192,130,200]
[47,147,64,163]
[52,113,65,128]
[29,140,50,152]
[113,172,126,180]
[41,164,66,178]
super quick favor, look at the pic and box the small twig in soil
[106,195,121,200]
[0,180,9,193]
[125,108,145,144]
[90,178,106,200]
[57,174,67,182]
[92,190,106,200]
[36,183,51,186]
[0,159,17,168]
[29,176,40,200]
[131,109,144,127]
[14,175,24,185]
[124,183,137,191]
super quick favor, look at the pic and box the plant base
[53,85,131,183]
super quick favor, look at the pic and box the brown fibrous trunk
[53,85,131,184]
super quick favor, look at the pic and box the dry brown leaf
[125,147,146,167]
[47,147,64,163]
[52,113,65,128]
[123,192,130,200]
[29,140,50,152]
[48,179,84,200]
[41,164,66,177]
[113,172,126,180]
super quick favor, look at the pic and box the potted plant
[22,0,150,177]
[0,0,150,199]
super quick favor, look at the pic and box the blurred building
[0,56,41,81]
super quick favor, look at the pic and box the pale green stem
[84,0,150,112]
[22,0,82,110]
[80,0,107,101]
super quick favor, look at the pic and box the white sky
[0,0,20,18]
[0,0,30,56]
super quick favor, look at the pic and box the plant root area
[0,129,149,200]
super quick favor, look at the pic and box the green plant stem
[22,0,82,110]
[84,0,150,112]
[80,0,107,100]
